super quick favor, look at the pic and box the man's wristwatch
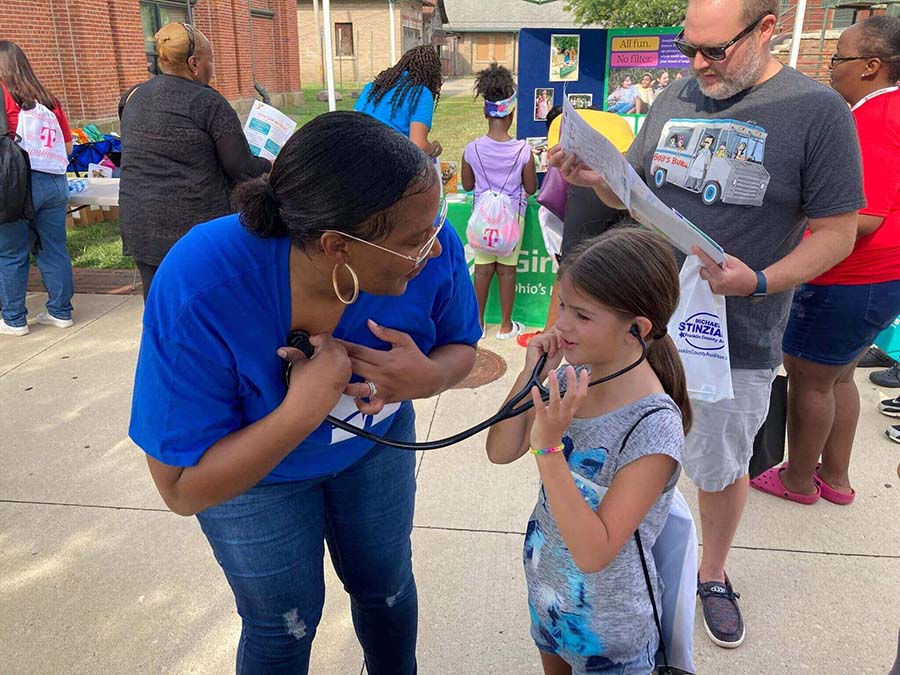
[748,270,768,302]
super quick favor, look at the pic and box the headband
[485,91,517,118]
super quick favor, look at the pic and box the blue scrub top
[129,213,480,483]
[354,76,435,136]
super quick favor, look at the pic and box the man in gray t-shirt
[551,0,863,651]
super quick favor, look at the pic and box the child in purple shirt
[461,63,538,340]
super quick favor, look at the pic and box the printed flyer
[243,101,298,161]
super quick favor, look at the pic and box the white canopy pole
[322,0,337,111]
[389,0,397,64]
[788,0,808,69]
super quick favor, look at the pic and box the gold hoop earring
[332,263,359,305]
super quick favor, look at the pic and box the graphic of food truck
[650,119,771,207]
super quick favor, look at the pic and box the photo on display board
[533,88,555,121]
[605,32,691,116]
[526,137,550,173]
[567,93,594,109]
[549,34,580,82]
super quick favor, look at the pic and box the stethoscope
[283,326,648,451]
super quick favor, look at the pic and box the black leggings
[135,262,158,301]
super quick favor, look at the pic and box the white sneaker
[36,312,74,329]
[0,318,29,336]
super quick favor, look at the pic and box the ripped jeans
[196,406,417,674]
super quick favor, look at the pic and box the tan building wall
[297,0,426,88]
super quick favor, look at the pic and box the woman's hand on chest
[279,333,352,421]
[339,319,440,415]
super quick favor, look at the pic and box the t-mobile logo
[40,126,58,148]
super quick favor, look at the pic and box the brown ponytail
[646,334,692,434]
[560,226,692,433]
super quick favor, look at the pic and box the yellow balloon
[547,110,635,154]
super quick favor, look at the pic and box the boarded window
[493,37,507,62]
[335,22,354,57]
[475,35,490,61]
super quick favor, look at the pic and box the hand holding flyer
[558,95,725,264]
[243,101,298,161]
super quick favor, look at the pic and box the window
[335,22,354,57]
[475,35,490,62]
[493,37,507,62]
[140,1,191,74]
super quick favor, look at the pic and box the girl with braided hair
[461,63,537,340]
[355,44,444,157]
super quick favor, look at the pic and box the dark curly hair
[473,62,515,102]
[366,45,442,116]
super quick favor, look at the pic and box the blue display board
[516,28,609,173]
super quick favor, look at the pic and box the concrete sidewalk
[1,292,898,674]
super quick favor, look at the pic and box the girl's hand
[279,334,352,421]
[530,366,589,451]
[524,328,564,382]
[548,146,608,190]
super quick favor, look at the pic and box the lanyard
[851,86,899,112]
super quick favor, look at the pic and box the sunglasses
[674,13,771,62]
[324,195,448,269]
[182,22,195,63]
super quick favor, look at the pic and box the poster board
[516,28,609,174]
[603,28,691,135]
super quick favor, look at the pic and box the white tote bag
[667,255,734,402]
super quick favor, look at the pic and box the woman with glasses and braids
[118,22,270,299]
[129,111,480,674]
[355,44,444,158]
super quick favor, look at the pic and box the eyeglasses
[674,13,772,62]
[182,22,195,63]
[324,196,448,269]
[829,54,899,69]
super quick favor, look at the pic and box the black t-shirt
[118,74,270,265]
[560,184,624,259]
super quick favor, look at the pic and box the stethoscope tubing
[284,329,648,451]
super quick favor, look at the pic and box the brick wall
[0,0,300,125]
[298,0,427,87]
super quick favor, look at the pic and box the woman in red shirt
[0,40,74,336]
[753,17,900,505]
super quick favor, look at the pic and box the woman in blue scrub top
[355,44,444,159]
[129,111,480,675]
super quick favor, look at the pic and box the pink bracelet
[530,443,564,456]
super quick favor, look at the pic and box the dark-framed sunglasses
[674,13,772,62]
[181,22,195,63]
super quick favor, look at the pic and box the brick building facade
[0,0,301,126]
[297,0,431,88]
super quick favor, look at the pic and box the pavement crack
[412,525,900,560]
[0,498,168,513]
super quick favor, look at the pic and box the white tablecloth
[67,178,120,208]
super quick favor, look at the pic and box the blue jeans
[196,406,418,675]
[608,100,634,114]
[0,171,73,327]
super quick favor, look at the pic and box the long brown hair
[560,227,692,433]
[0,40,56,110]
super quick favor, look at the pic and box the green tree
[565,0,687,28]
[553,35,581,53]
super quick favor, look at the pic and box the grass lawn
[66,219,133,269]
[68,82,490,269]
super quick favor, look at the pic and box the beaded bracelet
[530,443,564,456]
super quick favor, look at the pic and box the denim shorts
[782,280,900,366]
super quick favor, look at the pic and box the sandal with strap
[749,463,820,504]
